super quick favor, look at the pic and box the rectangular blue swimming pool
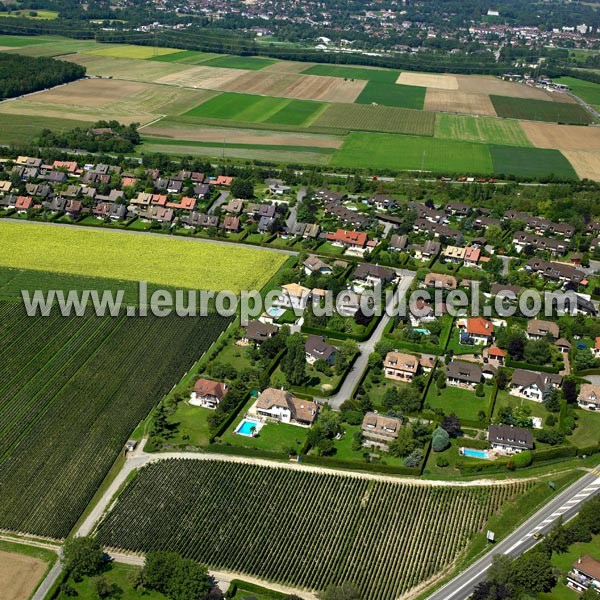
[462,448,489,460]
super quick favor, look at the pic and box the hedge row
[506,359,561,374]
[226,580,288,599]
[301,314,380,342]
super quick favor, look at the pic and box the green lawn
[218,398,309,454]
[201,55,276,70]
[0,9,58,19]
[60,563,166,600]
[493,390,550,421]
[435,113,532,146]
[489,145,578,180]
[568,407,600,448]
[490,95,593,125]
[356,81,426,110]
[165,402,213,448]
[331,132,493,173]
[0,34,51,46]
[301,64,401,83]
[425,384,491,422]
[555,76,600,110]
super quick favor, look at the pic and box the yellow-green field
[0,222,286,292]
[85,45,182,59]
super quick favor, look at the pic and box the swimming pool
[235,419,262,437]
[267,306,286,319]
[461,447,490,460]
[411,328,431,335]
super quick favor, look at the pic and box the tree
[63,536,107,582]
[441,414,461,438]
[544,516,569,554]
[431,426,450,452]
[320,583,362,600]
[403,448,423,467]
[475,382,485,397]
[95,575,122,599]
[282,333,307,386]
[140,551,212,600]
[542,385,561,412]
[436,372,446,389]
[510,549,556,595]
[562,378,578,404]
[335,340,358,375]
[230,178,254,199]
[581,588,600,600]
[507,333,525,361]
[388,426,415,457]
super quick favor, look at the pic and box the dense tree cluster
[0,52,84,99]
[37,120,141,153]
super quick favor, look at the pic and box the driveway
[207,190,230,214]
[317,270,415,409]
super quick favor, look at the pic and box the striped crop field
[97,459,529,599]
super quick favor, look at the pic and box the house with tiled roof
[190,378,229,409]
[462,317,494,345]
[509,369,562,402]
[253,388,318,426]
[568,555,600,593]
[446,360,482,388]
[578,384,600,411]
[488,424,533,454]
[327,229,368,250]
[362,412,403,446]
[384,352,419,381]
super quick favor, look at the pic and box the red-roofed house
[190,378,229,409]
[15,196,33,213]
[121,176,138,188]
[151,194,168,206]
[53,160,79,174]
[214,176,233,186]
[464,317,494,345]
[327,229,368,250]
[223,216,240,232]
[484,346,506,365]
[463,246,481,267]
[167,196,196,211]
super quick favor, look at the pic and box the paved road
[285,187,304,231]
[317,270,415,409]
[207,190,230,214]
[427,466,600,600]
[32,549,63,600]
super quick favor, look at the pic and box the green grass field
[356,81,426,109]
[332,131,493,173]
[147,50,220,64]
[184,92,326,126]
[0,113,92,144]
[0,34,50,46]
[425,385,491,422]
[490,94,594,124]
[435,113,532,146]
[315,103,435,135]
[0,9,58,19]
[555,76,600,110]
[86,45,180,59]
[489,145,578,179]
[302,64,401,83]
[200,55,276,70]
[0,222,285,292]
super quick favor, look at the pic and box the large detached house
[352,263,395,287]
[462,317,494,345]
[384,352,419,382]
[446,360,482,388]
[526,319,559,340]
[305,335,337,365]
[277,283,311,311]
[509,369,562,402]
[578,384,600,411]
[568,555,600,593]
[488,424,534,454]
[241,320,278,345]
[361,412,403,446]
[254,388,318,426]
[190,378,229,409]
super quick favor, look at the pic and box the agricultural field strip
[96,460,529,600]
[0,305,231,538]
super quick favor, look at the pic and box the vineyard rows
[97,460,529,600]
[0,302,230,538]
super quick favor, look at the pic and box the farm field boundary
[96,459,530,600]
[490,94,594,124]
[434,113,532,146]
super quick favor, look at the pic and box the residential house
[361,412,403,446]
[509,369,562,402]
[327,229,368,250]
[578,384,600,411]
[445,201,471,217]
[15,196,33,213]
[277,283,311,311]
[223,199,244,214]
[258,216,275,233]
[463,246,481,267]
[194,183,211,199]
[484,346,507,366]
[526,319,559,340]
[525,258,585,286]
[461,317,494,345]
[166,196,196,211]
[424,273,457,290]
[490,284,524,302]
[389,234,408,251]
[303,255,332,277]
[411,240,441,260]
[241,320,278,345]
[352,263,395,287]
[190,378,229,409]
[305,335,337,365]
[555,338,572,354]
[369,194,397,211]
[384,352,419,381]
[567,555,600,593]
[316,189,346,203]
[443,245,466,263]
[222,216,240,232]
[180,212,219,229]
[488,424,534,454]
[254,388,318,426]
[109,204,127,221]
[446,360,483,388]
[213,175,233,187]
